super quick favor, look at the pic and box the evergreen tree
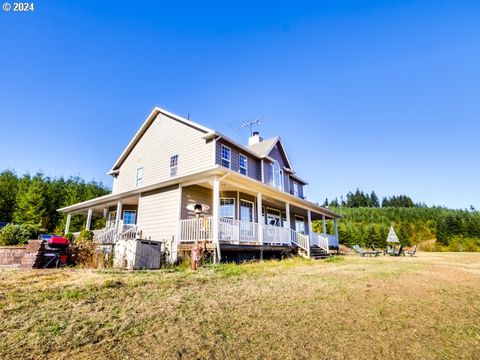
[13,174,47,228]
[369,191,380,207]
[0,170,19,222]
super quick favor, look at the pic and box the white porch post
[322,215,327,235]
[64,213,71,235]
[285,203,291,228]
[307,209,312,235]
[257,192,263,245]
[260,159,265,183]
[174,185,183,263]
[285,202,291,245]
[334,218,339,239]
[115,201,123,232]
[85,209,93,231]
[212,177,221,262]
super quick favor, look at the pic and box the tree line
[316,189,480,251]
[0,169,109,235]
[323,189,422,208]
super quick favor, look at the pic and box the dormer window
[239,154,248,175]
[221,145,231,169]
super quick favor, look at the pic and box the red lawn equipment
[43,236,69,268]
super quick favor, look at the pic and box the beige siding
[137,185,179,242]
[114,113,213,194]
[181,185,213,219]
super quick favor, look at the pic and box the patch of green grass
[324,255,345,263]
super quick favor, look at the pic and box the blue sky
[1,0,479,209]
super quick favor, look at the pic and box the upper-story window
[170,154,178,177]
[221,145,231,168]
[135,167,143,187]
[292,181,299,197]
[239,154,248,175]
[269,161,283,190]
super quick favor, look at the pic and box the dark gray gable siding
[215,140,260,181]
[268,142,290,169]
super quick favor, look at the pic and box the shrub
[64,232,74,242]
[0,224,39,246]
[447,237,480,252]
[77,230,94,243]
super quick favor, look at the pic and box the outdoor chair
[370,244,383,256]
[405,244,417,257]
[352,244,380,257]
[388,244,404,256]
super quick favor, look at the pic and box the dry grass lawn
[1,252,479,359]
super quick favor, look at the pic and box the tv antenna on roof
[232,116,265,135]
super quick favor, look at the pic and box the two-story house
[58,107,340,264]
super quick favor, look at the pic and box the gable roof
[108,106,304,183]
[108,107,214,174]
[248,136,294,171]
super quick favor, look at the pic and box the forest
[0,169,109,245]
[318,189,480,251]
[0,170,478,250]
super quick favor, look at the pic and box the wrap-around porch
[178,176,339,258]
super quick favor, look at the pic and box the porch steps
[301,245,330,260]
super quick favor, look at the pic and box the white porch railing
[290,229,310,253]
[219,218,260,243]
[179,218,214,243]
[118,225,139,241]
[178,217,319,258]
[263,224,291,245]
[311,232,329,254]
[96,227,117,244]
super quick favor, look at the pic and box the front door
[240,200,255,242]
[295,216,305,234]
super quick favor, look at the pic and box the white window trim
[135,167,143,188]
[170,154,179,177]
[239,154,248,176]
[123,210,137,225]
[292,181,299,197]
[266,207,282,227]
[294,215,306,234]
[221,144,231,169]
[220,197,236,219]
[240,199,255,222]
[270,160,283,191]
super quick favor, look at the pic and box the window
[269,161,283,190]
[292,181,299,197]
[220,198,235,219]
[295,215,305,234]
[123,210,136,225]
[170,154,178,177]
[107,211,117,228]
[136,167,143,187]
[239,154,248,175]
[266,208,282,227]
[221,145,231,168]
[240,200,254,222]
